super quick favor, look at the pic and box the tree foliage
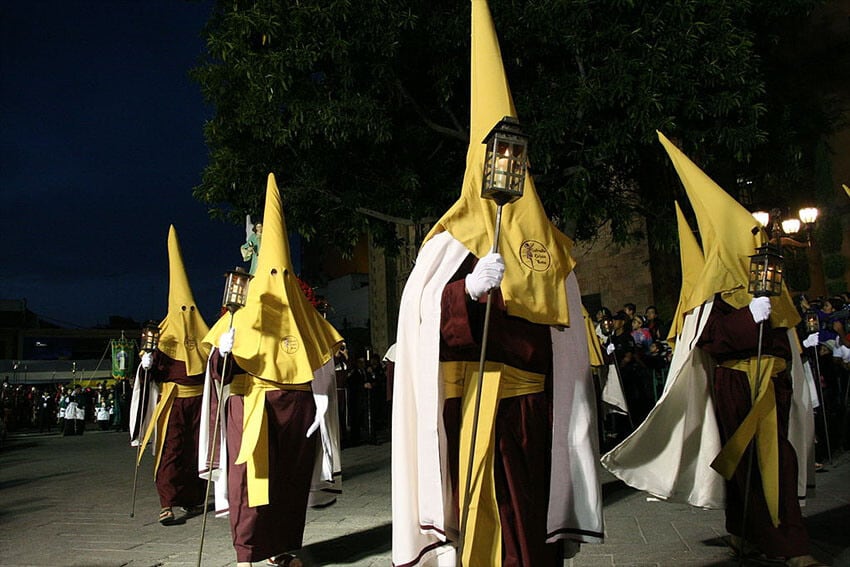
[191,0,842,258]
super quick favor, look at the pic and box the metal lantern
[222,267,253,312]
[600,314,614,336]
[748,243,785,297]
[804,310,820,334]
[140,321,161,352]
[481,116,529,205]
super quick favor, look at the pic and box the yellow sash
[711,356,785,527]
[138,382,204,479]
[229,373,311,507]
[442,360,545,567]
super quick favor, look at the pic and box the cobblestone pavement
[1,427,847,566]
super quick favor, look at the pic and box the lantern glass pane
[480,118,529,205]
[141,323,160,352]
[805,312,819,333]
[223,270,251,310]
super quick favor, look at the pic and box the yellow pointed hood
[156,225,210,375]
[583,306,605,367]
[667,202,706,341]
[658,132,799,329]
[423,0,574,326]
[203,173,343,384]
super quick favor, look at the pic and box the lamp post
[459,116,529,566]
[198,266,253,566]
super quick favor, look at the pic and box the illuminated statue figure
[240,214,263,275]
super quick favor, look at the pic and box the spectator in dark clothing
[645,305,664,341]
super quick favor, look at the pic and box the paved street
[0,426,848,567]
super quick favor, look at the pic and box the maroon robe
[440,255,561,567]
[697,297,810,558]
[209,349,317,563]
[148,351,205,509]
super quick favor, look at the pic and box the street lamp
[799,207,819,245]
[751,207,818,249]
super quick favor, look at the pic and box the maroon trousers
[155,395,205,508]
[443,392,560,567]
[713,368,810,558]
[225,389,317,563]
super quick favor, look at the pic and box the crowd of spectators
[795,293,850,465]
[5,294,846,464]
[591,303,673,448]
[333,344,390,447]
[0,378,131,437]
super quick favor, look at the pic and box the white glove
[306,393,328,438]
[802,333,820,349]
[833,344,850,359]
[219,328,235,355]
[141,352,153,370]
[842,348,850,364]
[465,253,505,300]
[748,296,772,324]
[606,343,616,355]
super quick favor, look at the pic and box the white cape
[601,299,814,508]
[129,363,160,453]
[391,231,603,567]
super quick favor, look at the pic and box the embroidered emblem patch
[184,337,197,350]
[519,240,551,272]
[282,335,300,354]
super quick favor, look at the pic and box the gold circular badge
[281,335,300,354]
[519,240,551,272]
[184,337,197,350]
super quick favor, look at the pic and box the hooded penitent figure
[602,132,815,563]
[391,1,603,565]
[199,173,343,566]
[130,225,210,525]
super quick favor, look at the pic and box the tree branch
[395,80,468,142]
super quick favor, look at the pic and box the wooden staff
[130,364,150,518]
[197,312,235,567]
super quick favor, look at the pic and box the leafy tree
[191,0,842,297]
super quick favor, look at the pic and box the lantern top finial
[481,115,525,145]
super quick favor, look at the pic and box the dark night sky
[0,0,245,329]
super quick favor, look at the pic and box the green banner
[111,339,136,379]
